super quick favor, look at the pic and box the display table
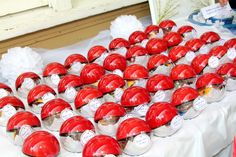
[0,16,235,157]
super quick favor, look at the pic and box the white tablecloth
[0,16,235,157]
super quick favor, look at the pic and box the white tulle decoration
[110,15,144,40]
[0,47,44,86]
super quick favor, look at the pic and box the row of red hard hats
[1,19,236,157]
[5,104,175,157]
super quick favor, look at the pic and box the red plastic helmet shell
[177,25,195,36]
[60,116,95,135]
[146,74,174,93]
[146,38,168,55]
[168,46,191,62]
[121,86,151,107]
[224,38,236,49]
[80,63,105,84]
[83,135,122,157]
[87,45,108,62]
[0,82,12,93]
[94,102,126,122]
[147,54,171,71]
[15,72,41,90]
[217,63,236,77]
[109,38,130,50]
[196,73,224,89]
[146,102,178,129]
[126,45,148,60]
[43,62,67,77]
[0,96,25,109]
[144,25,160,36]
[170,64,197,81]
[98,74,125,94]
[159,20,177,32]
[74,87,103,109]
[163,32,183,47]
[22,131,60,157]
[103,53,127,71]
[7,111,41,131]
[185,38,206,52]
[208,46,228,59]
[123,64,149,80]
[171,87,199,107]
[191,54,211,74]
[27,84,56,106]
[41,98,72,120]
[200,31,220,44]
[58,74,83,93]
[128,31,147,45]
[64,54,88,69]
[116,118,151,140]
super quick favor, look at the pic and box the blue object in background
[188,11,236,34]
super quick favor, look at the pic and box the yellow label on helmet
[127,80,135,87]
[199,87,212,96]
[35,98,43,103]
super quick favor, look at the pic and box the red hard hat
[185,38,206,52]
[200,31,220,44]
[177,25,195,36]
[217,63,236,77]
[94,102,126,122]
[103,53,127,71]
[208,46,228,59]
[64,54,88,69]
[27,84,56,106]
[146,102,178,129]
[147,54,171,71]
[224,38,236,49]
[163,32,183,47]
[171,87,199,107]
[146,38,168,55]
[15,72,40,90]
[22,131,60,157]
[146,74,174,93]
[109,38,130,50]
[80,63,105,84]
[191,54,211,74]
[170,64,196,81]
[87,45,108,62]
[121,86,150,107]
[41,98,72,120]
[98,74,125,94]
[83,135,122,157]
[116,118,151,140]
[159,20,176,31]
[144,25,160,35]
[123,64,149,80]
[7,111,41,131]
[43,62,67,77]
[60,116,95,135]
[58,74,83,93]
[128,31,147,45]
[168,45,191,62]
[74,87,103,109]
[0,82,12,93]
[126,45,148,60]
[196,73,224,89]
[0,96,25,109]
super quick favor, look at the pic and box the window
[0,0,146,41]
[0,0,49,16]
